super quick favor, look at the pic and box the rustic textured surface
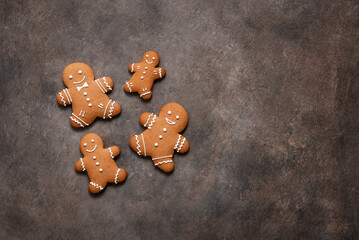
[1,0,358,239]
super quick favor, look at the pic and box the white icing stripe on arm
[144,113,153,127]
[59,92,66,106]
[109,148,114,158]
[80,158,86,171]
[63,89,70,103]
[159,68,162,78]
[135,135,141,155]
[126,82,132,92]
[65,89,72,102]
[141,133,146,156]
[131,63,134,72]
[107,101,115,119]
[174,135,181,150]
[147,115,156,129]
[114,169,121,184]
[95,79,105,93]
[177,138,186,152]
[103,77,112,90]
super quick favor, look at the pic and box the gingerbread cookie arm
[75,158,86,172]
[139,112,157,129]
[107,146,120,159]
[56,88,72,106]
[174,134,189,153]
[153,67,166,80]
[95,77,113,93]
[128,63,141,73]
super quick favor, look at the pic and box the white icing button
[152,57,155,60]
[86,98,90,102]
[84,92,87,96]
[88,103,92,107]
[91,139,94,143]
[168,111,171,115]
[146,55,149,57]
[163,128,167,132]
[99,168,103,173]
[159,135,163,139]
[145,67,148,70]
[143,72,146,74]
[154,143,158,147]
[96,162,99,166]
[83,143,87,147]
[69,75,73,79]
[78,70,82,74]
[176,115,180,119]
[141,76,144,80]
[93,156,96,160]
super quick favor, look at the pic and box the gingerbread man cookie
[124,51,166,100]
[56,63,121,128]
[129,103,189,173]
[75,133,127,194]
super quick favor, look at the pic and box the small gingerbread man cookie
[129,103,189,173]
[75,133,127,194]
[56,63,121,128]
[124,51,166,100]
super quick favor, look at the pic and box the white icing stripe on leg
[103,77,112,90]
[147,115,156,129]
[141,133,146,156]
[103,100,111,119]
[80,158,86,171]
[90,182,104,190]
[108,101,115,119]
[63,89,70,103]
[144,113,153,127]
[140,91,152,98]
[114,169,121,184]
[70,116,84,127]
[59,92,66,106]
[95,79,105,93]
[135,135,141,155]
[152,155,173,161]
[174,135,181,150]
[131,63,134,72]
[109,148,114,158]
[126,82,132,92]
[65,89,72,102]
[71,113,89,126]
[177,138,186,152]
[154,160,173,166]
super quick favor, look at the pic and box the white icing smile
[165,117,176,125]
[86,145,97,152]
[145,60,153,64]
[73,75,86,85]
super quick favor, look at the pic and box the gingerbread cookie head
[142,51,160,66]
[158,103,188,132]
[80,133,104,155]
[62,63,95,88]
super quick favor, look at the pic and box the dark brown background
[1,0,358,239]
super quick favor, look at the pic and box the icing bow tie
[77,82,89,92]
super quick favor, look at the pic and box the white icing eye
[168,111,172,115]
[152,57,155,60]
[78,70,82,74]
[83,143,87,147]
[163,128,167,132]
[176,115,180,120]
[69,75,73,79]
[91,139,94,143]
[93,156,96,159]
[154,143,158,147]
[146,55,149,57]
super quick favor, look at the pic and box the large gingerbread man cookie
[56,63,121,128]
[129,103,190,173]
[123,51,166,100]
[75,133,127,194]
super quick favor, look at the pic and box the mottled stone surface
[1,0,358,239]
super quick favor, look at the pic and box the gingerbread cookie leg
[152,155,174,173]
[70,111,96,128]
[129,134,146,156]
[88,180,107,194]
[100,100,121,119]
